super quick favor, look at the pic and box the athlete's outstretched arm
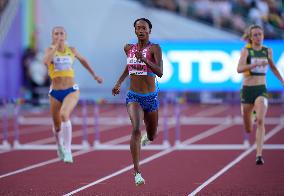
[135,44,163,78]
[112,44,133,96]
[112,65,128,96]
[70,47,103,83]
[267,48,284,85]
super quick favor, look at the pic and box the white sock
[53,127,63,148]
[61,120,72,153]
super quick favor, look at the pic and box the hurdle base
[13,140,91,150]
[175,144,250,150]
[93,140,171,150]
[175,143,284,150]
[0,140,12,150]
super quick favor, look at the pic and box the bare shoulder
[150,43,161,53]
[69,46,77,52]
[69,46,79,57]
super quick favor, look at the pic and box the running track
[0,103,283,195]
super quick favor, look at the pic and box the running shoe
[134,172,145,186]
[256,156,264,165]
[141,133,151,146]
[64,152,73,163]
[57,145,65,160]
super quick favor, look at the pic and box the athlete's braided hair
[133,18,152,29]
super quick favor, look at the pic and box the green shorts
[240,85,268,104]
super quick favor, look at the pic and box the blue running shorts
[126,90,159,112]
[49,84,79,102]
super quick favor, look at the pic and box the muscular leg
[50,96,62,130]
[49,96,63,146]
[60,90,79,154]
[241,103,255,133]
[127,102,143,173]
[49,96,66,159]
[254,96,268,157]
[144,110,158,141]
[60,90,79,122]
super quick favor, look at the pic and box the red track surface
[0,103,283,195]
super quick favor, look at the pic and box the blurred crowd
[136,0,284,39]
[0,0,9,18]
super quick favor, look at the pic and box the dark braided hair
[133,18,152,29]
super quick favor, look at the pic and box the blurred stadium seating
[134,0,284,39]
[0,0,283,104]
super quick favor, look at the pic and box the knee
[244,124,253,133]
[60,110,69,122]
[256,118,264,127]
[53,126,60,133]
[53,121,61,132]
[132,128,141,138]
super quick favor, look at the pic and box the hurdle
[93,97,171,150]
[0,99,12,150]
[13,99,90,150]
[173,99,284,150]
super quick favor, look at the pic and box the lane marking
[188,124,284,196]
[63,123,234,196]
[0,125,118,154]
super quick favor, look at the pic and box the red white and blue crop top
[127,43,156,77]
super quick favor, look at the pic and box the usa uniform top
[126,42,156,77]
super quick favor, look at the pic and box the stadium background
[0,1,284,195]
[0,0,283,102]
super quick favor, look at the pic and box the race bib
[128,63,148,75]
[53,56,73,71]
[251,57,268,74]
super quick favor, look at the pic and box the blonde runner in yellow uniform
[43,26,103,163]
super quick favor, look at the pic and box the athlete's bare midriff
[129,75,156,93]
[242,75,266,86]
[51,77,75,90]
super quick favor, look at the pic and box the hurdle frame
[93,97,171,150]
[12,100,91,151]
[173,100,284,151]
[0,100,12,150]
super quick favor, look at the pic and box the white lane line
[0,125,125,179]
[0,149,79,179]
[0,105,231,181]
[182,123,232,145]
[188,123,284,196]
[64,148,174,196]
[0,125,168,179]
[63,123,234,196]
[0,125,117,154]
